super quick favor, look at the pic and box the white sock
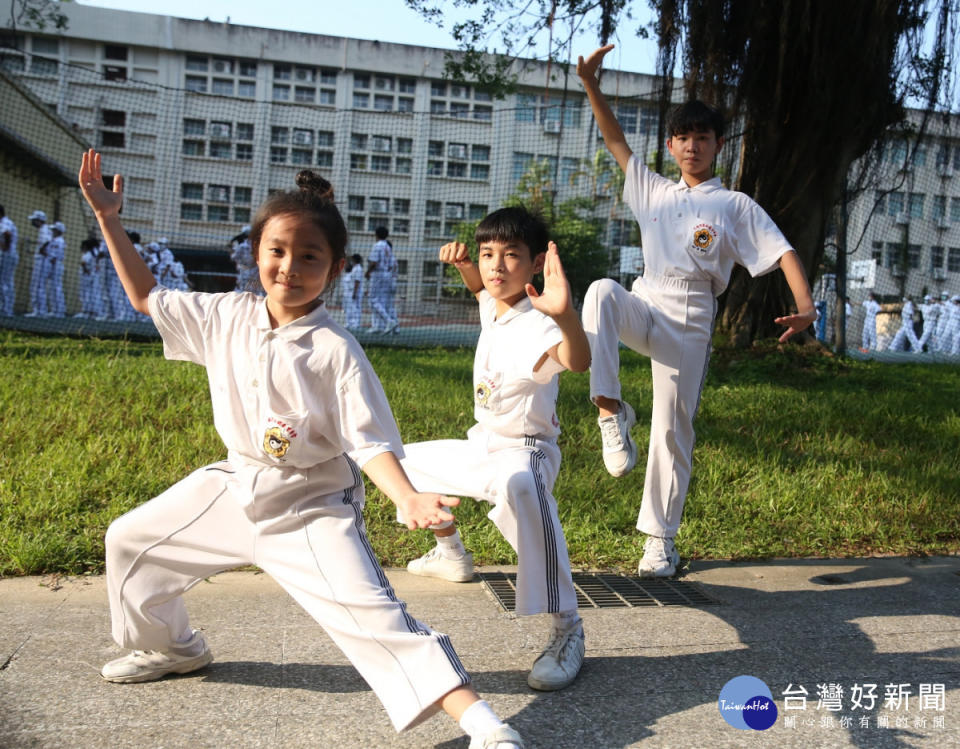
[459,699,503,739]
[436,529,466,560]
[552,610,581,631]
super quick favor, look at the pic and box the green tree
[6,0,70,32]
[409,0,957,345]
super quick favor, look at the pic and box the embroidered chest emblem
[691,223,718,254]
[262,417,298,459]
[263,427,290,458]
[475,377,496,409]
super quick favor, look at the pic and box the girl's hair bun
[295,169,334,201]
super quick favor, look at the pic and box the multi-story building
[0,0,666,314]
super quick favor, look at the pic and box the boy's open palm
[577,44,615,82]
[79,149,123,219]
[526,242,572,318]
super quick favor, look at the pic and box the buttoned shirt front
[148,288,403,494]
[623,155,793,296]
[472,290,565,440]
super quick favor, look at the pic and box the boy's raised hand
[526,242,573,319]
[438,241,473,268]
[78,149,124,219]
[577,43,615,83]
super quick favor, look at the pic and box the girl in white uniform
[78,149,523,749]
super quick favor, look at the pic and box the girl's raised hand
[78,149,124,219]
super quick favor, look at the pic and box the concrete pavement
[2,556,959,748]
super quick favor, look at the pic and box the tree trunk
[670,0,922,344]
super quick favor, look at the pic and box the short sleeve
[477,290,496,328]
[147,286,218,365]
[335,367,404,467]
[735,200,794,278]
[526,316,565,383]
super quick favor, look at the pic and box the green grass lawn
[1,330,958,576]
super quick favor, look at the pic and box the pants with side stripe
[583,275,716,538]
[104,459,470,731]
[401,427,577,616]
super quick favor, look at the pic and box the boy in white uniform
[401,207,591,692]
[0,205,18,316]
[366,226,398,333]
[889,296,920,352]
[577,45,816,577]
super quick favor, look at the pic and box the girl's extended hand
[396,492,460,530]
[78,149,124,219]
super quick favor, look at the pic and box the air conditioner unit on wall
[895,213,909,225]
[543,120,561,134]
[209,123,231,139]
[934,267,946,280]
[292,131,313,145]
[938,218,951,230]
[938,165,954,178]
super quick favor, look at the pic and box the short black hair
[667,100,725,139]
[475,206,548,259]
[374,226,389,240]
[351,253,362,264]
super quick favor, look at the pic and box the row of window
[876,191,960,222]
[881,139,960,174]
[871,241,960,273]
[180,182,252,223]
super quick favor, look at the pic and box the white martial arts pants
[105,459,470,731]
[29,254,48,314]
[583,275,715,538]
[344,294,363,328]
[401,428,577,616]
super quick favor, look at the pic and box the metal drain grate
[477,571,721,612]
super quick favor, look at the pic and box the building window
[99,109,126,150]
[212,78,234,95]
[99,131,125,149]
[931,245,944,272]
[396,158,412,174]
[350,133,367,150]
[104,44,127,61]
[185,75,207,93]
[933,195,947,221]
[317,131,334,147]
[371,155,392,172]
[316,151,333,167]
[354,74,370,89]
[951,198,960,222]
[236,143,253,161]
[908,193,924,219]
[348,195,365,211]
[393,198,410,214]
[273,84,290,101]
[270,147,288,163]
[350,154,368,170]
[295,86,315,103]
[182,140,204,156]
[469,204,487,220]
[948,247,960,273]
[470,164,489,180]
[353,92,369,108]
[186,55,208,72]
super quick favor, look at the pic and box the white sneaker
[469,724,524,749]
[597,401,637,477]
[100,630,213,683]
[406,545,474,582]
[526,619,585,691]
[637,536,680,578]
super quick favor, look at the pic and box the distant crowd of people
[854,291,960,355]
[0,204,189,321]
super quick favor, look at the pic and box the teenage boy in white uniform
[577,45,817,577]
[400,207,591,692]
[0,205,18,316]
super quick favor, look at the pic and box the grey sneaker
[469,724,524,749]
[526,619,585,691]
[100,630,212,683]
[597,401,637,477]
[406,545,474,582]
[638,536,680,578]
